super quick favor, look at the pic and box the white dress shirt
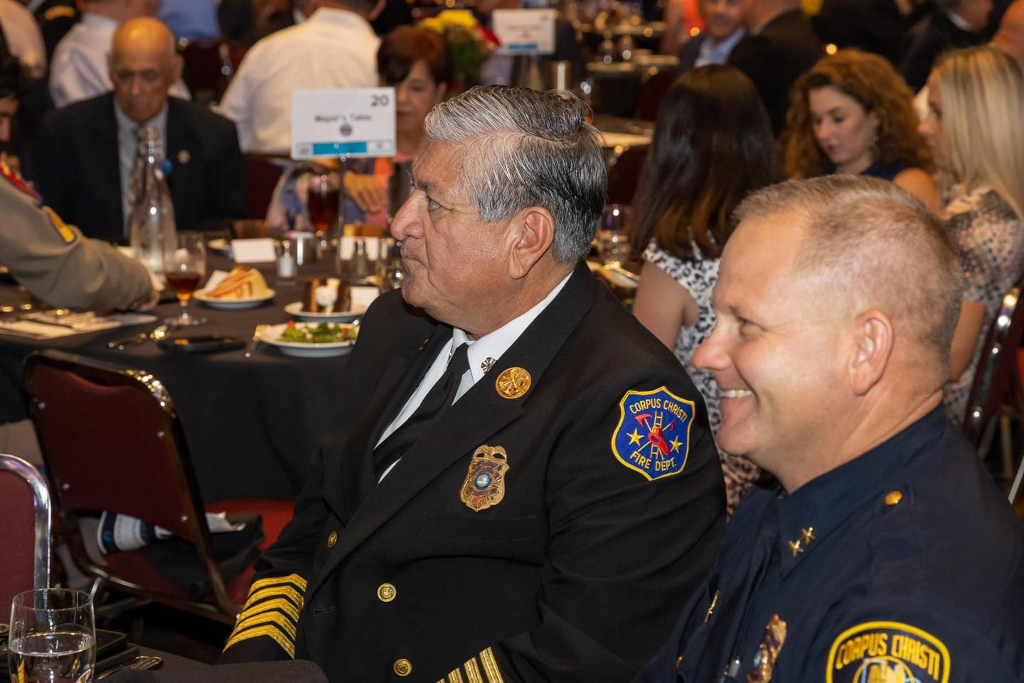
[376,273,572,481]
[49,13,191,108]
[216,8,380,154]
[0,0,46,79]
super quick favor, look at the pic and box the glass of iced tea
[163,232,207,326]
[8,589,95,683]
[307,173,341,239]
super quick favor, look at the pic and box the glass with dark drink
[308,173,341,238]
[163,232,206,326]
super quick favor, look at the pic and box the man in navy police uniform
[221,86,726,682]
[635,176,1024,682]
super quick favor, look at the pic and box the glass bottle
[128,127,177,276]
[347,238,374,285]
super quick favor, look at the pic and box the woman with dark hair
[632,64,779,513]
[782,49,940,212]
[344,25,453,215]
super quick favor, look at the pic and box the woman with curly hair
[631,65,780,514]
[782,48,940,212]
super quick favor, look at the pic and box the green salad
[279,322,358,344]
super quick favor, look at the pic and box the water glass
[597,204,632,265]
[8,589,95,683]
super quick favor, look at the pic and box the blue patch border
[611,386,694,482]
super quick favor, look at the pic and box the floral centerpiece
[418,9,499,89]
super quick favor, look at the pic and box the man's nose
[692,325,728,373]
[389,193,422,241]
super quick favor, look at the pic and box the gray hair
[735,176,965,365]
[423,85,606,264]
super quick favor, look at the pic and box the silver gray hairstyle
[423,85,606,264]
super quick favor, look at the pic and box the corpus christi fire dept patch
[826,621,950,683]
[611,387,694,481]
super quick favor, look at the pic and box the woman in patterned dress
[631,65,780,514]
[918,46,1024,422]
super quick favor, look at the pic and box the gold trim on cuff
[223,623,296,658]
[238,596,302,623]
[479,648,504,683]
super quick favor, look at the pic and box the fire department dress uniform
[0,165,152,311]
[222,262,727,682]
[634,409,1024,682]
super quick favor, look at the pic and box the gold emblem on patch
[460,445,509,511]
[495,367,531,399]
[747,614,787,683]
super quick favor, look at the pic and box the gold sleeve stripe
[234,610,298,639]
[223,623,296,658]
[447,669,465,683]
[44,6,76,20]
[238,596,302,623]
[479,648,504,683]
[249,574,307,594]
[244,585,304,611]
[463,658,484,683]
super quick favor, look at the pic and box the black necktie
[373,343,470,479]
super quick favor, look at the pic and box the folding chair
[23,350,288,623]
[962,281,1024,487]
[0,454,52,613]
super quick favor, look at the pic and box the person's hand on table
[344,172,386,214]
[134,288,160,312]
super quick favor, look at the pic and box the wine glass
[8,588,95,683]
[163,232,207,326]
[597,204,632,265]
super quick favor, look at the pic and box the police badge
[460,446,510,512]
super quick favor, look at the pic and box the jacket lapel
[165,100,190,219]
[308,263,601,597]
[98,95,124,239]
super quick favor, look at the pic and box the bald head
[734,177,964,372]
[109,18,182,124]
[993,0,1024,59]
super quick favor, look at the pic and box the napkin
[0,312,158,339]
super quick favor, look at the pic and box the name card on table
[231,238,277,263]
[349,286,379,313]
[493,9,556,55]
[292,88,396,160]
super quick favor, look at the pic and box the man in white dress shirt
[216,0,381,154]
[49,0,190,108]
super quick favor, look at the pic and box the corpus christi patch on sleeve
[826,621,950,683]
[611,386,694,481]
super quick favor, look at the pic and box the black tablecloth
[0,253,353,503]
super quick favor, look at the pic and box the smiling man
[634,176,1024,683]
[221,86,726,682]
[33,17,243,242]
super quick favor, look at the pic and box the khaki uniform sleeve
[0,177,153,311]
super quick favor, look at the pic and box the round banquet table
[0,251,357,503]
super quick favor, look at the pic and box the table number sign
[292,88,397,159]
[493,9,556,55]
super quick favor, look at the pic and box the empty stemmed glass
[163,232,206,326]
[8,588,95,683]
[597,204,632,265]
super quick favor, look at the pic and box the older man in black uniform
[221,86,726,682]
[634,176,1024,682]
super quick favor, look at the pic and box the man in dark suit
[33,17,243,243]
[221,86,726,682]
[899,0,992,91]
[727,0,822,135]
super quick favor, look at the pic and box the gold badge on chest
[460,445,510,512]
[495,367,531,399]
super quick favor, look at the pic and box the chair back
[0,454,51,613]
[963,281,1024,445]
[180,38,234,104]
[634,68,677,121]
[243,154,286,220]
[23,350,236,617]
[606,145,648,206]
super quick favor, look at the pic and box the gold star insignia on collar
[481,357,496,374]
[800,527,815,544]
[788,540,803,557]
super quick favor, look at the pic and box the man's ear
[507,207,555,279]
[849,309,894,396]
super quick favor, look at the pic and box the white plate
[207,238,232,257]
[194,288,276,309]
[284,301,362,323]
[258,322,357,357]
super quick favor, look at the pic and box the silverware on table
[107,324,172,350]
[245,324,271,358]
[93,654,164,680]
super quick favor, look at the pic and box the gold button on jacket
[327,531,338,548]
[377,583,396,602]
[393,658,412,676]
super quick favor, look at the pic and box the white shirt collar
[81,11,119,31]
[306,7,373,32]
[452,271,573,386]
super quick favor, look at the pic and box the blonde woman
[782,49,941,212]
[918,45,1024,422]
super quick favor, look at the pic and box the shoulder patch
[611,386,694,481]
[43,5,76,20]
[0,162,41,201]
[43,206,77,245]
[826,621,950,683]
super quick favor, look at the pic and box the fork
[245,324,271,358]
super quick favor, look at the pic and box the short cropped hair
[423,85,606,264]
[377,26,453,88]
[735,176,965,364]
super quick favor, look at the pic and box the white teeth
[721,389,753,398]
